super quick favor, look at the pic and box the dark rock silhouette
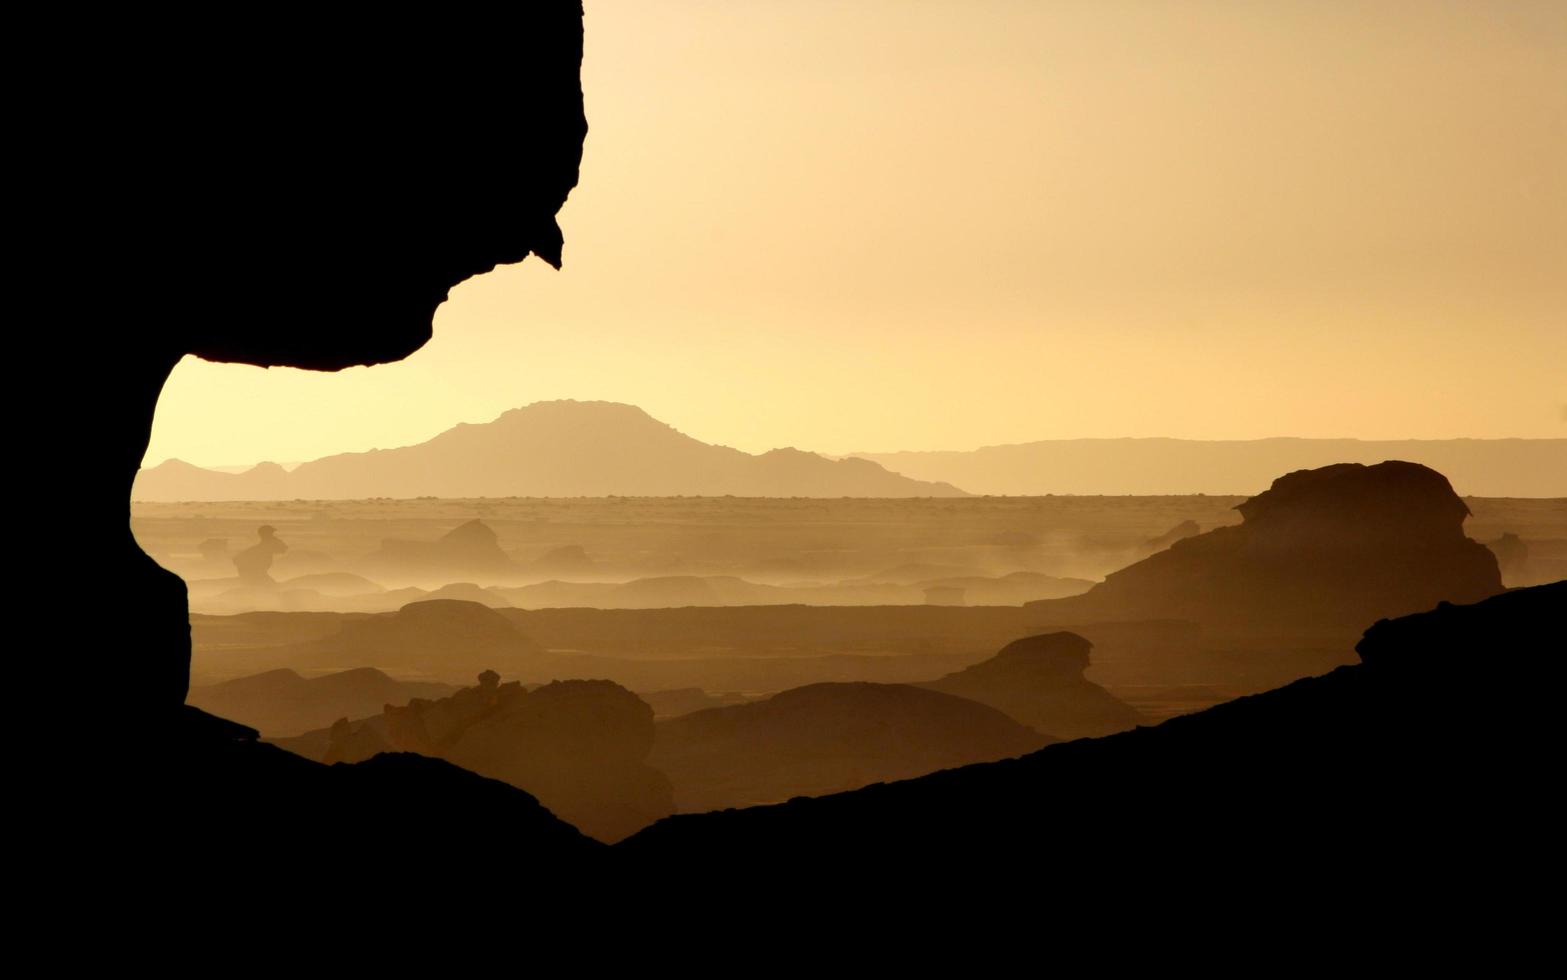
[1027,461,1502,633]
[322,715,392,765]
[232,525,287,586]
[319,672,673,842]
[133,400,970,500]
[621,582,1564,888]
[54,0,1561,918]
[62,3,587,726]
[918,632,1145,740]
[650,682,1052,813]
[186,667,454,737]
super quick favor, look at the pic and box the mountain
[133,400,968,500]
[851,437,1567,496]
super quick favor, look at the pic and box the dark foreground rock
[319,671,672,842]
[621,581,1562,889]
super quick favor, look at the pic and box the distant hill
[134,400,968,500]
[852,437,1567,496]
[186,667,455,737]
[919,632,1145,741]
[650,682,1051,813]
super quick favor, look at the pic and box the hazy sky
[147,1,1566,467]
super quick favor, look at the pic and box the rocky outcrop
[1486,533,1530,585]
[919,633,1144,740]
[326,671,673,843]
[61,4,588,724]
[365,519,519,579]
[292,599,547,680]
[1028,461,1502,632]
[650,682,1052,813]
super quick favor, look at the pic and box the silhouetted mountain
[853,437,1567,496]
[918,632,1144,740]
[186,667,454,737]
[133,401,968,500]
[650,682,1052,812]
[132,458,294,500]
[1027,461,1502,632]
[313,670,672,842]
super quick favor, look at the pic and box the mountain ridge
[851,436,1567,496]
[134,400,968,500]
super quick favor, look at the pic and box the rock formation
[919,632,1144,740]
[59,4,587,727]
[324,671,673,842]
[621,581,1565,899]
[232,525,287,587]
[650,682,1052,813]
[289,599,547,681]
[365,519,519,579]
[1027,461,1502,633]
[1486,532,1530,585]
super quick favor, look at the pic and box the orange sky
[147,1,1566,467]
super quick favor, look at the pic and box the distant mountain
[134,401,968,500]
[851,437,1567,496]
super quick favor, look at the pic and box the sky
[146,0,1566,468]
